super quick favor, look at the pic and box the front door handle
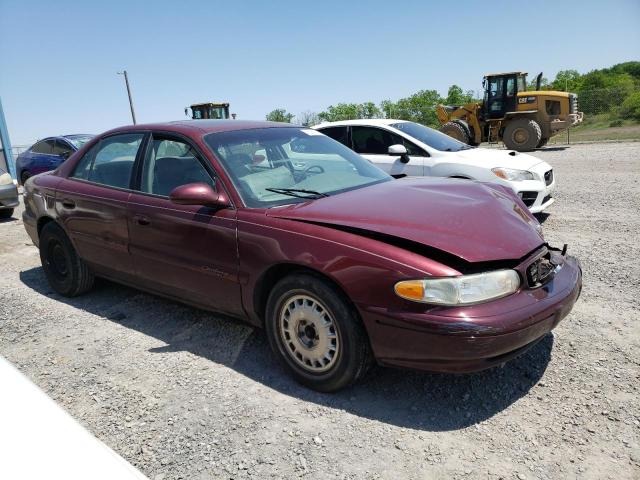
[61,199,76,209]
[134,215,151,226]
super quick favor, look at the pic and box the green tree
[527,76,551,91]
[318,102,382,122]
[621,91,640,120]
[266,109,294,123]
[383,90,443,127]
[318,103,360,122]
[444,85,475,105]
[551,70,582,92]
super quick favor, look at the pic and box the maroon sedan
[22,120,582,392]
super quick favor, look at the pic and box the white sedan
[313,119,555,213]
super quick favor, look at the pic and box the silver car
[0,167,19,219]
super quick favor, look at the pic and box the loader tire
[536,137,549,148]
[503,119,542,152]
[440,121,471,145]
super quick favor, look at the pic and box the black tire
[536,137,549,148]
[502,118,542,152]
[440,121,471,144]
[265,273,372,392]
[0,209,14,219]
[20,171,31,186]
[39,222,94,297]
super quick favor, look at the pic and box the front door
[351,126,425,177]
[57,132,145,277]
[485,75,518,119]
[127,134,242,316]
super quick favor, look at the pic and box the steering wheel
[305,165,325,175]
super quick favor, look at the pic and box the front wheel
[440,121,471,144]
[265,273,372,392]
[39,222,94,297]
[0,209,14,219]
[502,118,542,151]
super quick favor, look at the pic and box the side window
[506,77,515,97]
[140,136,214,197]
[351,126,406,155]
[31,140,54,154]
[402,140,426,156]
[52,139,74,158]
[320,127,350,148]
[70,133,144,189]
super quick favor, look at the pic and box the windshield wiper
[265,187,329,199]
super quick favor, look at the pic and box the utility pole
[117,70,137,124]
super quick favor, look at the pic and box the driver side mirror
[169,182,230,208]
[388,144,410,164]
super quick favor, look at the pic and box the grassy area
[545,114,640,144]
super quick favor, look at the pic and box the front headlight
[394,270,521,306]
[492,167,536,181]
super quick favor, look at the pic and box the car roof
[104,120,295,136]
[63,134,94,139]
[313,119,410,128]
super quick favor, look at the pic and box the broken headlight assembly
[394,270,521,306]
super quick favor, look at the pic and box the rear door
[351,126,425,177]
[56,132,145,277]
[127,133,242,315]
[28,139,56,176]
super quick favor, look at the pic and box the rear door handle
[61,199,76,209]
[134,215,151,226]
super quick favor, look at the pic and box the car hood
[267,178,544,263]
[441,148,545,170]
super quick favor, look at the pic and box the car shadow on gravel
[20,267,553,432]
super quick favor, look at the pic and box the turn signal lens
[394,280,425,301]
[394,270,520,306]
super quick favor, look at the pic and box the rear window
[390,122,473,152]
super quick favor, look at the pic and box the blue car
[16,134,93,185]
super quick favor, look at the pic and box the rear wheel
[440,121,471,144]
[39,222,94,297]
[265,273,372,392]
[502,118,542,151]
[536,137,549,148]
[0,209,14,219]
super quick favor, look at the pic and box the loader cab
[187,102,231,120]
[482,72,527,119]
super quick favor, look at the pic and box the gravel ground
[1,142,638,480]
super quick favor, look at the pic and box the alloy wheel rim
[278,294,339,373]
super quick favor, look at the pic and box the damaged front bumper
[360,249,582,373]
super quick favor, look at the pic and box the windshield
[64,135,94,149]
[205,127,391,207]
[390,121,473,152]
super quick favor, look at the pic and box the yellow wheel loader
[185,102,233,120]
[436,72,584,151]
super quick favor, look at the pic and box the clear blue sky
[1,0,639,145]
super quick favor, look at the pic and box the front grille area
[527,254,556,288]
[519,191,538,207]
[569,93,578,114]
[542,194,552,204]
[544,169,554,185]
